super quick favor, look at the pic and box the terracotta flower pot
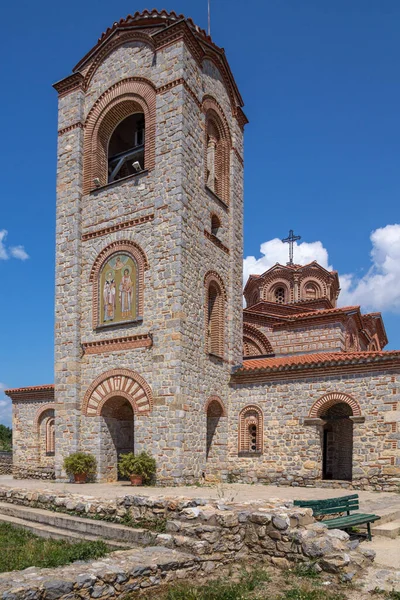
[73,473,87,484]
[130,474,143,486]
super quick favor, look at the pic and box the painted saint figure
[119,268,133,319]
[103,272,116,322]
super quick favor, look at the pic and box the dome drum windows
[238,405,263,456]
[275,287,285,304]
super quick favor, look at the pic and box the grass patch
[280,588,346,600]
[0,522,109,572]
[290,563,320,580]
[143,568,270,600]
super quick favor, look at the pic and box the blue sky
[1,0,400,425]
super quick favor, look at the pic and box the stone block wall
[0,452,12,475]
[54,20,244,484]
[12,394,55,479]
[254,321,347,356]
[229,369,400,491]
[0,485,375,587]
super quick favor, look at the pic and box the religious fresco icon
[99,253,137,325]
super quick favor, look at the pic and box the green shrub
[118,451,156,483]
[63,452,97,476]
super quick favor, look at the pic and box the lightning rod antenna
[208,0,211,36]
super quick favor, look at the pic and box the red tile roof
[5,384,54,396]
[237,351,400,374]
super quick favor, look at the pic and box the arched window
[211,214,221,237]
[238,405,263,455]
[83,78,156,193]
[304,282,320,300]
[89,240,148,330]
[108,113,145,183]
[203,98,231,205]
[46,418,55,455]
[275,287,285,304]
[204,272,226,358]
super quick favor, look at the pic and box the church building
[6,10,400,491]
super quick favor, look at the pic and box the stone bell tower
[53,9,246,482]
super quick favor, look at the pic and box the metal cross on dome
[282,229,301,266]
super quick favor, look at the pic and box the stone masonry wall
[254,321,347,356]
[229,369,400,491]
[0,452,12,475]
[0,485,375,593]
[12,397,55,478]
[54,26,243,484]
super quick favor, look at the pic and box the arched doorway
[321,402,353,481]
[205,397,227,478]
[99,396,135,482]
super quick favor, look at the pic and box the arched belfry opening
[99,396,135,482]
[108,112,145,183]
[321,402,353,481]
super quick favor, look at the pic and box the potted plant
[63,452,97,483]
[118,451,156,486]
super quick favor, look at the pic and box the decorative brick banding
[309,392,362,418]
[83,77,156,193]
[82,214,154,241]
[82,334,152,355]
[83,369,153,416]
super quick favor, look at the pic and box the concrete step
[371,509,400,528]
[0,501,157,545]
[372,519,400,539]
[0,512,132,549]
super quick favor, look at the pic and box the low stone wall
[12,465,55,480]
[0,452,12,475]
[227,470,400,493]
[0,486,375,582]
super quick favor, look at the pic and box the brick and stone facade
[5,10,400,491]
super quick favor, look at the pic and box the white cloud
[0,383,11,427]
[9,246,29,261]
[0,230,29,261]
[243,237,331,286]
[339,224,400,312]
[243,224,400,314]
[0,230,8,260]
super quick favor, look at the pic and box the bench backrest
[293,494,359,516]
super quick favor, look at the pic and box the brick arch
[204,270,227,300]
[309,393,362,418]
[238,404,263,454]
[203,96,231,204]
[204,270,226,358]
[82,369,153,416]
[34,404,55,428]
[205,395,227,417]
[83,77,156,193]
[202,55,238,115]
[243,324,274,357]
[83,32,156,91]
[299,276,325,299]
[264,279,291,303]
[89,240,148,329]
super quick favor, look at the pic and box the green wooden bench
[293,494,380,541]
